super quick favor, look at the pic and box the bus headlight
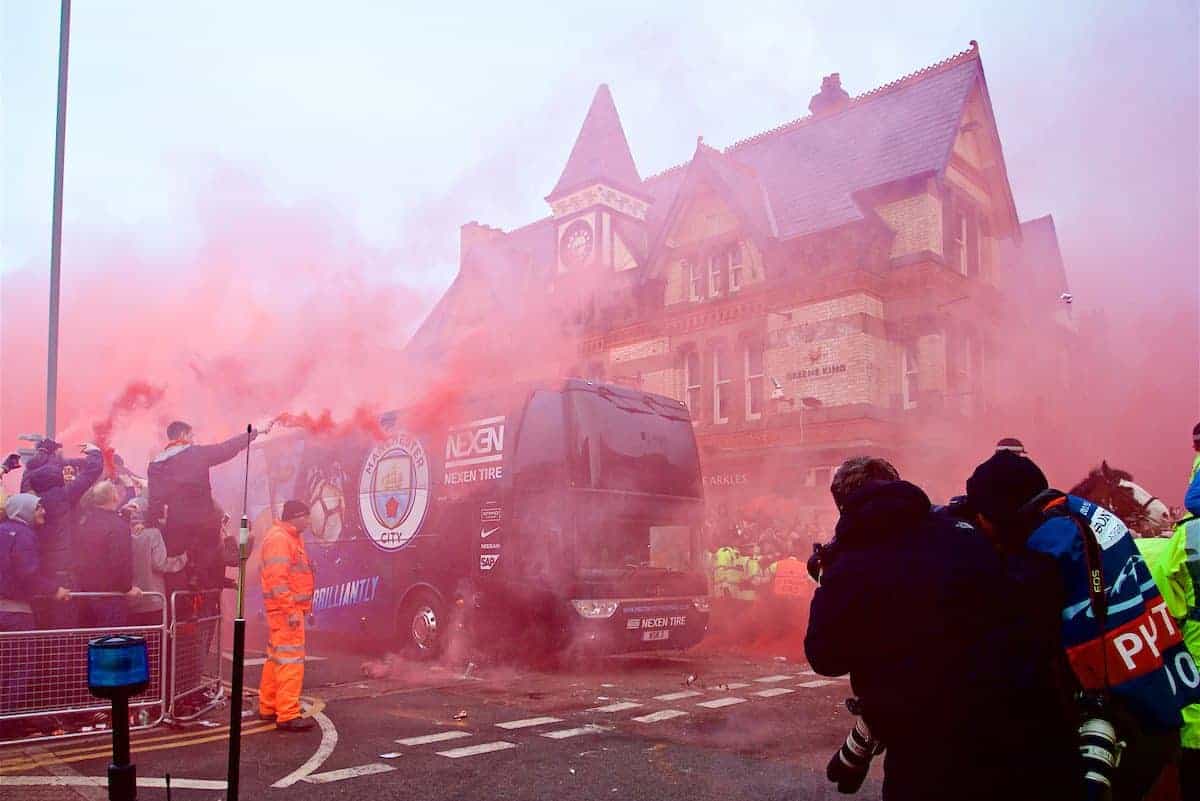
[571,599,619,619]
[692,596,711,613]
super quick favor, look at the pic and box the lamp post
[87,635,149,801]
[226,424,254,800]
[45,0,72,439]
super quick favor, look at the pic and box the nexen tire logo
[445,417,506,485]
[358,432,430,552]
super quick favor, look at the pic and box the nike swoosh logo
[481,527,500,538]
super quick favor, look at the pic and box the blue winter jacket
[27,448,103,579]
[0,517,58,604]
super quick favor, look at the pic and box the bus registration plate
[642,630,670,642]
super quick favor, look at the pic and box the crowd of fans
[0,423,255,737]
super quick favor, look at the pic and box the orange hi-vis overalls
[258,520,314,723]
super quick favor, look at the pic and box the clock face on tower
[559,219,594,268]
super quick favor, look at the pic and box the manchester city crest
[358,433,430,552]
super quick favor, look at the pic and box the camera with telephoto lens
[808,540,837,583]
[1078,693,1125,801]
[826,697,884,794]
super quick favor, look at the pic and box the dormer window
[728,245,744,293]
[709,253,724,299]
[945,195,982,277]
[686,259,703,302]
[681,243,745,304]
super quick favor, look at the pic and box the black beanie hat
[281,500,310,521]
[966,450,1049,523]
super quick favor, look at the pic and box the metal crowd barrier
[0,592,167,746]
[166,590,225,722]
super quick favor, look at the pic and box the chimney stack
[460,220,504,255]
[809,73,850,116]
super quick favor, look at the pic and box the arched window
[683,350,702,415]
[713,348,732,424]
[744,341,764,420]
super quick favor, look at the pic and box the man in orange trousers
[259,500,316,731]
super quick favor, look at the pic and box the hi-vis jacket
[1030,495,1200,731]
[260,521,314,617]
[1185,453,1200,517]
[1138,516,1200,748]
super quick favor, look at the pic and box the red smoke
[0,169,432,488]
[272,407,388,442]
[91,381,167,475]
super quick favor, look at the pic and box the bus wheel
[401,591,445,659]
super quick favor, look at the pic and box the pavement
[0,647,884,801]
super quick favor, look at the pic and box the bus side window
[513,392,569,584]
[513,391,567,488]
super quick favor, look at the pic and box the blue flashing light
[87,635,149,698]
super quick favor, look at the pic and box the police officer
[1185,422,1200,516]
[259,500,315,731]
[1137,516,1200,797]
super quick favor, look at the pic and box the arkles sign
[704,472,749,488]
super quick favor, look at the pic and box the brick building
[409,42,1076,529]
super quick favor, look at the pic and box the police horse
[1069,461,1174,537]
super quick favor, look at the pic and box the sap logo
[445,417,506,468]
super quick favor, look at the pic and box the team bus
[218,379,711,658]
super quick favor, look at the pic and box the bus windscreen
[568,388,702,498]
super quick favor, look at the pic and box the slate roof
[428,45,1009,330]
[547,84,644,201]
[722,46,983,239]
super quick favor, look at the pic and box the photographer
[804,457,1076,801]
[966,450,1199,800]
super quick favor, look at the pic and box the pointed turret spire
[547,84,643,201]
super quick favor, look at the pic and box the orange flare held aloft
[92,381,167,475]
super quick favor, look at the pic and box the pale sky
[3,0,1198,306]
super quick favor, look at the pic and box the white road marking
[0,776,226,790]
[302,763,396,784]
[437,741,518,758]
[754,675,793,683]
[271,707,338,788]
[654,690,702,701]
[631,709,689,724]
[797,679,837,688]
[396,730,473,746]
[796,669,818,676]
[495,716,563,730]
[540,725,612,740]
[16,746,105,801]
[696,697,746,709]
[753,688,795,698]
[587,701,642,713]
[724,682,751,689]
